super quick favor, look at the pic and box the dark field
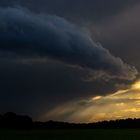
[0,129,140,140]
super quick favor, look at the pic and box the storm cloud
[0,7,138,80]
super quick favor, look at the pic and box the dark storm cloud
[1,58,131,120]
[0,7,138,80]
[0,3,139,122]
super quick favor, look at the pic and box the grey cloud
[0,0,139,22]
[0,7,138,80]
[0,58,120,119]
[90,3,140,71]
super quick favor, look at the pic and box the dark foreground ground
[0,129,140,140]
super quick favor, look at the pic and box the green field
[0,129,140,140]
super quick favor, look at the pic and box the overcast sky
[0,0,140,122]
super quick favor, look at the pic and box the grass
[0,129,140,140]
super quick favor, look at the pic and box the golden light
[132,80,140,90]
[44,79,140,123]
[92,96,102,100]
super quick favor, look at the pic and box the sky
[0,0,140,122]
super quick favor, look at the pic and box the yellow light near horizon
[92,96,102,100]
[132,81,140,90]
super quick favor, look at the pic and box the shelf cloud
[0,7,138,80]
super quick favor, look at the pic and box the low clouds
[0,7,138,80]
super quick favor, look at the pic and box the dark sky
[0,0,140,122]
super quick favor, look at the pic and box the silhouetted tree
[1,112,140,129]
[0,112,32,129]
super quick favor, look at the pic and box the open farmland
[0,129,140,140]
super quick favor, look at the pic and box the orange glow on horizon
[132,80,140,90]
[43,79,140,123]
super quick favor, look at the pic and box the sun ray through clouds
[42,80,140,123]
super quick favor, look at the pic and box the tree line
[1,112,140,129]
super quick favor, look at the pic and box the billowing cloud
[0,7,138,80]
